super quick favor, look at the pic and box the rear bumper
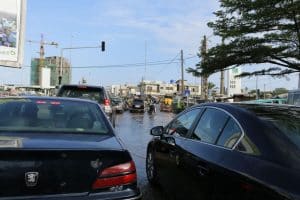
[130,108,144,112]
[0,189,142,200]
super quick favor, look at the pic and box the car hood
[0,133,124,150]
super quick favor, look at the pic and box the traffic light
[101,41,105,51]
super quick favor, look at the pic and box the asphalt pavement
[114,106,174,200]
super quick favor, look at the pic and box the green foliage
[189,0,300,77]
[208,82,216,90]
[273,87,288,95]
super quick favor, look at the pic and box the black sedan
[146,103,300,200]
[129,99,145,113]
[0,97,141,200]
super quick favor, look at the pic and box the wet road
[114,107,174,200]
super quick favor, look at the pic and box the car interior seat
[66,112,93,129]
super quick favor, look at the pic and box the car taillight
[104,99,110,106]
[92,161,137,190]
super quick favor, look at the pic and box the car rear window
[58,86,105,103]
[133,99,144,105]
[240,104,300,149]
[0,98,110,135]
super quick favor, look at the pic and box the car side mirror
[150,126,164,136]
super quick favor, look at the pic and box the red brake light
[104,99,110,106]
[92,161,137,190]
[50,101,61,105]
[36,100,47,104]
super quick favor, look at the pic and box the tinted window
[192,108,229,144]
[0,99,110,135]
[293,94,300,106]
[217,118,242,148]
[166,108,202,137]
[238,104,300,149]
[133,99,144,105]
[58,86,105,103]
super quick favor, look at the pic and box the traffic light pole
[59,43,105,85]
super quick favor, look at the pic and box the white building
[227,67,242,96]
[159,83,177,95]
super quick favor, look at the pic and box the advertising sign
[41,68,50,89]
[0,0,26,68]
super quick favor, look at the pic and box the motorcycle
[148,103,156,114]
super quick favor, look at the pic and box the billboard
[41,67,50,89]
[0,0,26,68]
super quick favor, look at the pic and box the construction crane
[27,34,58,86]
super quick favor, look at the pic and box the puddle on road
[114,110,175,200]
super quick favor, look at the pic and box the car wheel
[146,148,159,185]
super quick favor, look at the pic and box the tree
[194,0,300,77]
[208,82,216,90]
[273,87,288,95]
[187,36,209,100]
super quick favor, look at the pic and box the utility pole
[298,73,300,89]
[220,70,225,95]
[181,49,184,95]
[220,38,225,95]
[201,35,208,100]
[264,83,266,99]
[256,76,259,99]
[142,41,147,96]
[28,34,58,86]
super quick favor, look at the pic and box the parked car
[146,103,300,200]
[57,84,116,127]
[130,98,145,113]
[111,97,126,113]
[287,89,300,106]
[0,96,141,199]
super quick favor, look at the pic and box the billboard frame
[0,0,26,68]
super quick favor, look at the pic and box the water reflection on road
[114,109,174,200]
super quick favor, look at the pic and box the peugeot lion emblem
[25,172,39,187]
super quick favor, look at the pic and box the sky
[0,0,299,91]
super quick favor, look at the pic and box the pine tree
[192,0,300,77]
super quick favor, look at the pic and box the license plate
[135,105,141,108]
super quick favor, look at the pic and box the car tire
[146,148,159,186]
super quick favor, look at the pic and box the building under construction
[30,56,71,87]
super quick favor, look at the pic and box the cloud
[90,1,220,53]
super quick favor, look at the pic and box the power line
[21,55,182,69]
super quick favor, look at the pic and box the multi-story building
[159,83,177,95]
[30,56,71,87]
[110,80,201,97]
[227,67,242,96]
[111,84,139,97]
[139,80,163,96]
[175,80,201,96]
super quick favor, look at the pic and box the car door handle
[197,165,209,176]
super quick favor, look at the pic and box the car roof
[0,96,100,104]
[191,102,300,111]
[185,102,300,161]
[59,84,105,89]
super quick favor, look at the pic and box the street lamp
[58,42,105,85]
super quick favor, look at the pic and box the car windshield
[240,104,300,149]
[59,86,104,103]
[0,98,110,135]
[133,99,144,105]
[112,98,122,103]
